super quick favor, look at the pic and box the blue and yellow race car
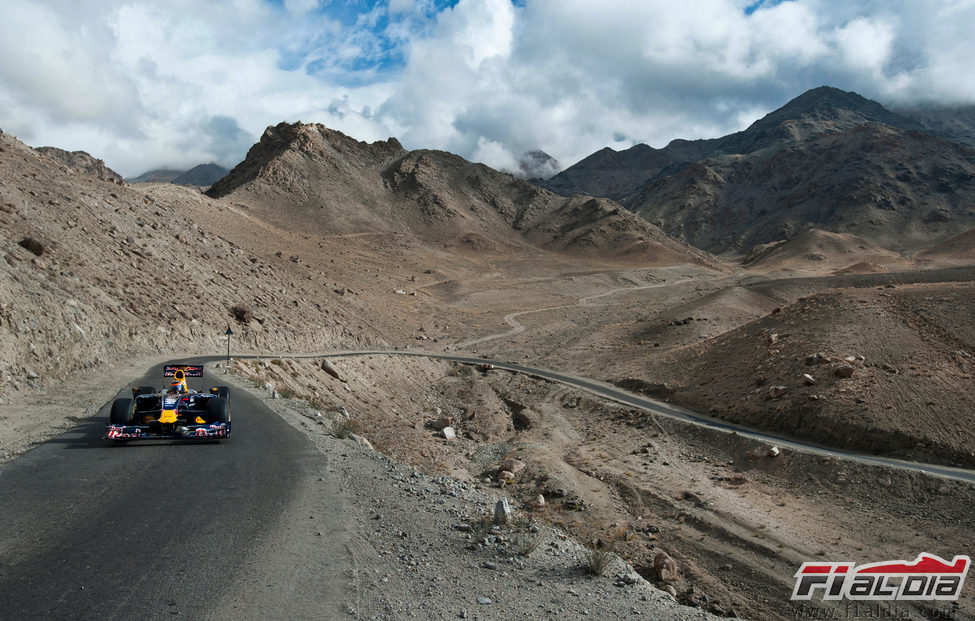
[104,365,231,440]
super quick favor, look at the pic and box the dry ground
[229,353,975,621]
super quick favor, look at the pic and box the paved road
[323,350,975,484]
[0,358,332,621]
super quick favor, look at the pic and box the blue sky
[1,0,973,178]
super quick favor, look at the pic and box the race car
[104,365,231,441]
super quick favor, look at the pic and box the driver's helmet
[170,381,186,394]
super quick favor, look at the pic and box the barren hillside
[0,129,387,397]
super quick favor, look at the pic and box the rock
[663,585,678,597]
[263,382,274,392]
[654,551,678,581]
[476,597,491,605]
[805,353,824,365]
[501,457,525,473]
[767,446,781,457]
[498,470,515,482]
[834,365,855,378]
[534,494,546,507]
[442,426,456,440]
[347,433,374,450]
[802,373,817,385]
[320,359,343,381]
[493,498,512,525]
[431,416,454,430]
[768,385,787,399]
[482,561,498,570]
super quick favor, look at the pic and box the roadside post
[225,326,233,364]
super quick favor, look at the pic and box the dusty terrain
[224,353,975,620]
[3,121,975,620]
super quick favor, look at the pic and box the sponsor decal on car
[792,553,970,602]
[105,425,144,439]
[193,424,229,438]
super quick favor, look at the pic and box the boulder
[834,365,855,378]
[493,498,512,525]
[347,433,374,450]
[501,457,525,473]
[321,359,344,381]
[654,551,679,581]
[441,426,456,440]
[431,416,453,430]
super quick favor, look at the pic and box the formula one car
[104,365,231,441]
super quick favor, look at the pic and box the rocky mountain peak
[208,122,405,200]
[35,146,124,185]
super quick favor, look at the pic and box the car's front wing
[104,422,231,440]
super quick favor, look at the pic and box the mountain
[541,87,926,202]
[625,123,975,252]
[208,122,714,265]
[516,150,560,180]
[35,146,124,185]
[894,104,975,149]
[171,163,229,187]
[127,168,184,184]
[540,87,975,254]
[128,163,229,187]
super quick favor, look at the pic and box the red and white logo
[792,553,969,601]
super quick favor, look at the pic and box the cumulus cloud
[0,0,973,178]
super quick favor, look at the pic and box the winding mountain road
[325,350,975,484]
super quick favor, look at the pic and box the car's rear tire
[207,397,230,423]
[110,398,133,425]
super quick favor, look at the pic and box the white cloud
[1,0,974,179]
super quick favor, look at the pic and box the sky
[1,0,974,178]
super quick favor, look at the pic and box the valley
[2,85,974,620]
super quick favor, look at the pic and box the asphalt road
[0,358,328,621]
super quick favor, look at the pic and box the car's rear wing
[164,365,204,378]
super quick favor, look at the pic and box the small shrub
[469,515,494,543]
[582,546,613,576]
[510,530,541,557]
[230,304,253,323]
[333,418,363,439]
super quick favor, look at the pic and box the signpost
[225,326,233,364]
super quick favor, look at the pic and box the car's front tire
[207,397,230,423]
[110,398,133,425]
